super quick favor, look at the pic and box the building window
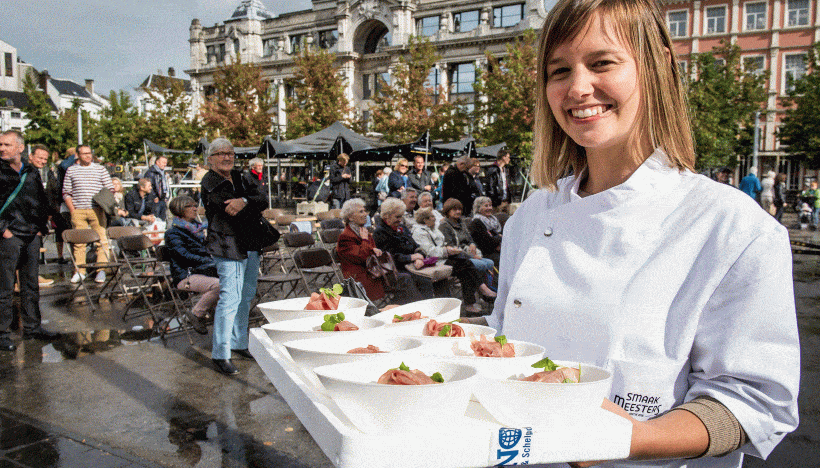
[290,35,304,54]
[319,29,339,50]
[4,53,11,77]
[416,16,440,37]
[744,2,766,30]
[784,53,806,92]
[375,72,389,96]
[743,56,766,75]
[705,6,727,34]
[362,74,371,99]
[10,111,21,119]
[206,44,225,64]
[262,38,276,57]
[787,0,809,26]
[667,11,688,37]
[677,61,688,75]
[454,10,480,32]
[233,39,240,54]
[493,4,524,28]
[427,68,441,103]
[449,62,475,96]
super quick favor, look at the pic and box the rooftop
[228,0,274,21]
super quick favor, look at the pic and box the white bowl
[472,360,612,426]
[370,298,462,325]
[418,337,545,375]
[283,335,428,370]
[258,296,368,323]
[261,316,384,344]
[386,319,497,340]
[314,356,478,433]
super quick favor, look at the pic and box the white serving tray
[249,328,633,468]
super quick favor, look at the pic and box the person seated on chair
[106,177,132,227]
[468,196,502,269]
[411,208,495,313]
[337,198,422,305]
[164,195,217,334]
[372,198,441,301]
[439,198,496,274]
[123,178,156,226]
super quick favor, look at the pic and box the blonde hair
[393,158,409,171]
[532,0,694,189]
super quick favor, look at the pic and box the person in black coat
[123,179,156,225]
[484,149,512,208]
[164,196,216,334]
[328,153,352,209]
[387,157,410,198]
[441,155,472,214]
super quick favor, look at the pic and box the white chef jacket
[488,150,800,468]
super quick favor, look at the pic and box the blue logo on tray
[499,428,522,449]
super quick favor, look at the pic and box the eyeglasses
[211,152,235,158]
[400,164,409,168]
[184,204,198,209]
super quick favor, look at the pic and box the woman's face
[398,161,409,174]
[479,201,493,216]
[182,202,198,222]
[351,205,368,226]
[382,210,403,229]
[545,13,642,159]
[112,179,122,193]
[419,196,433,209]
[424,216,436,228]
[448,207,462,220]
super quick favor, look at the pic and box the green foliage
[473,29,537,164]
[89,91,143,163]
[779,43,820,169]
[200,56,274,146]
[687,41,767,170]
[141,80,203,165]
[371,36,469,143]
[22,76,71,154]
[58,100,94,154]
[285,47,352,139]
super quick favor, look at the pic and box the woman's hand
[359,227,369,239]
[410,253,424,261]
[446,246,461,256]
[373,247,382,256]
[468,244,478,257]
[3,229,13,239]
[413,258,424,269]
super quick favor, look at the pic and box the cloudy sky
[1,0,310,96]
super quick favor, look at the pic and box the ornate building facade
[186,0,551,136]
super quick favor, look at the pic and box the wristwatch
[241,197,248,204]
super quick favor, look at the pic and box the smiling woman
[483,0,800,467]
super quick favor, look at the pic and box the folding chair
[253,243,303,319]
[319,218,344,231]
[283,232,341,289]
[105,226,143,297]
[292,248,343,292]
[61,229,123,311]
[116,234,192,344]
[318,227,342,250]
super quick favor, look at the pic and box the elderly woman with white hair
[469,196,502,268]
[417,191,443,228]
[201,138,275,376]
[337,198,422,303]
[242,157,268,202]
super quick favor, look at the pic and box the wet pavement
[0,213,818,467]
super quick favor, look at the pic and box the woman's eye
[592,60,615,68]
[548,67,569,77]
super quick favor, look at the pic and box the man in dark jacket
[441,155,470,211]
[144,155,170,220]
[123,179,156,225]
[0,131,60,351]
[407,155,433,193]
[328,153,352,209]
[484,148,511,208]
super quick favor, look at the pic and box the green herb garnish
[394,314,404,322]
[562,378,574,383]
[494,335,508,347]
[398,362,410,371]
[320,311,346,331]
[319,283,344,298]
[531,357,559,371]
[431,372,444,383]
[438,324,452,337]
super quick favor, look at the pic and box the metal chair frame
[61,228,123,311]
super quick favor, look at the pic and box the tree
[687,41,768,170]
[22,75,70,154]
[200,56,274,147]
[89,90,143,163]
[371,36,469,143]
[57,100,94,155]
[142,79,203,165]
[779,43,820,169]
[472,29,537,163]
[285,46,352,139]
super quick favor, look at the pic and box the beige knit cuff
[672,396,747,458]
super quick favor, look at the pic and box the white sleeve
[486,207,524,332]
[687,226,799,460]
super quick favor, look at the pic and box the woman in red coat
[336,198,422,303]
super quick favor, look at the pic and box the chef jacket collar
[568,148,677,204]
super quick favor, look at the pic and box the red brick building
[662,0,820,188]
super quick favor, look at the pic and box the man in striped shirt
[62,145,115,284]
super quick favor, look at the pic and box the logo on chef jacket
[613,392,662,418]
[492,427,532,465]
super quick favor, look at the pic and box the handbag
[342,277,380,316]
[92,188,117,217]
[239,216,281,252]
[366,250,399,288]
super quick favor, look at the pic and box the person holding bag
[201,138,277,375]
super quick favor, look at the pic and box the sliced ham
[424,319,465,337]
[333,320,359,331]
[519,366,580,383]
[304,292,341,310]
[392,311,425,323]
[347,345,383,354]
[470,335,516,357]
[377,369,439,385]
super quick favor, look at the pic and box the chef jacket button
[513,299,521,307]
[544,227,553,237]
